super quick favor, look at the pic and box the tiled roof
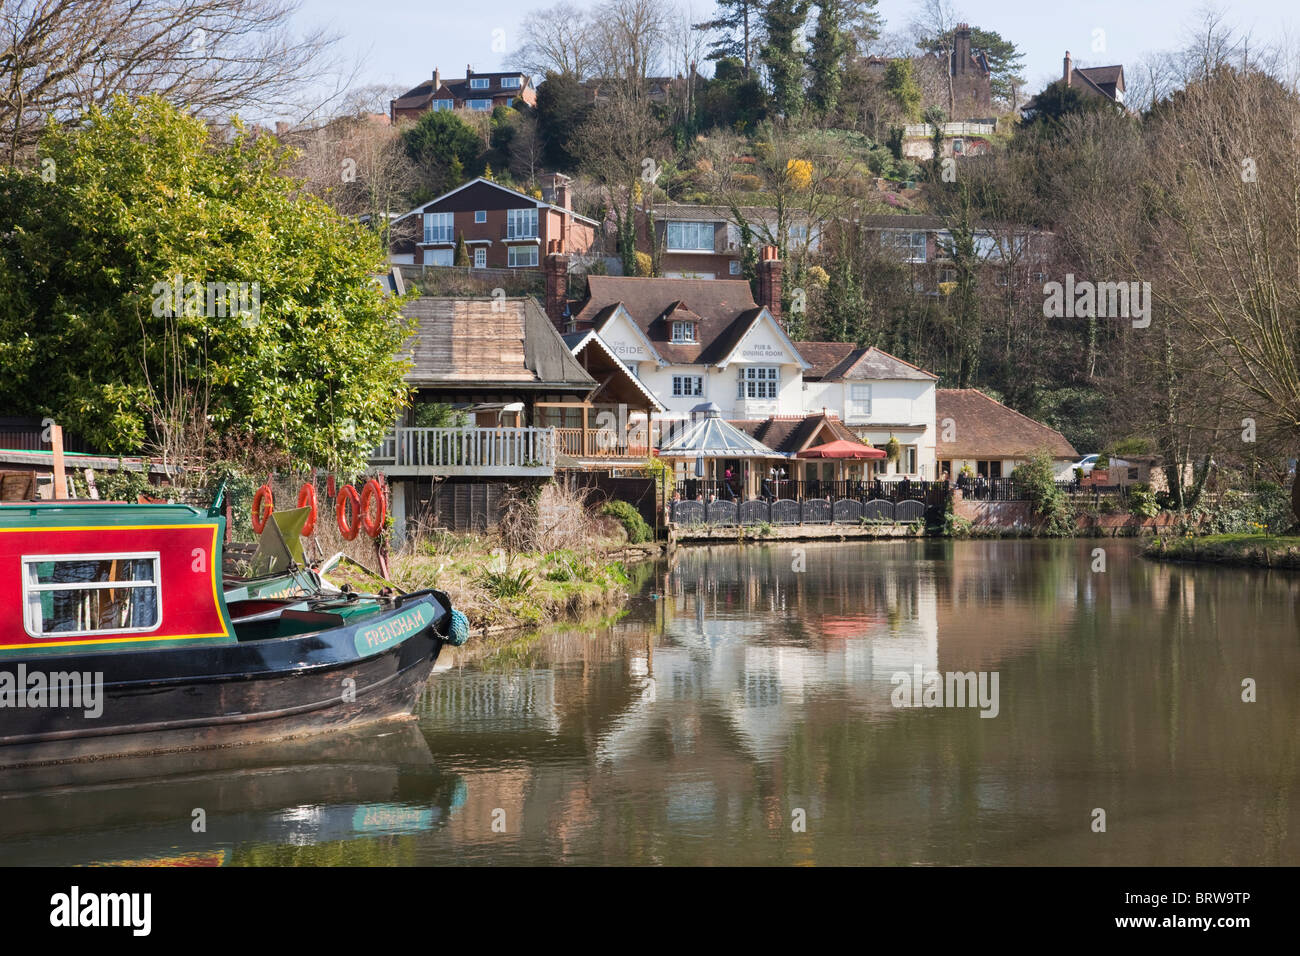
[731,414,860,455]
[575,276,764,365]
[395,72,529,106]
[790,341,855,378]
[936,389,1077,459]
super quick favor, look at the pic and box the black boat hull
[0,596,450,768]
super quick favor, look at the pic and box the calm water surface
[2,539,1297,865]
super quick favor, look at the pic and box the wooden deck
[371,426,557,477]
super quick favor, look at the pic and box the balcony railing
[371,426,556,475]
[552,427,651,459]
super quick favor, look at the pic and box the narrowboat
[0,497,468,768]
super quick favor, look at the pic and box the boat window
[22,553,161,638]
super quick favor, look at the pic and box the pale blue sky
[292,0,1297,107]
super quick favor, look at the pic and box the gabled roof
[562,330,667,412]
[392,177,599,227]
[800,344,938,382]
[402,296,595,391]
[731,414,861,456]
[575,276,806,368]
[936,389,1078,460]
[394,71,531,109]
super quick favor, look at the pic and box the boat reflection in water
[0,721,465,866]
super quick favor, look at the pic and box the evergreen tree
[760,0,811,119]
[694,0,765,75]
[807,1,880,116]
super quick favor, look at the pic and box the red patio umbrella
[796,439,887,459]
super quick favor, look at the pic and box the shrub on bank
[601,500,652,543]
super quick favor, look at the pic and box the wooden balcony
[553,427,650,460]
[370,426,556,477]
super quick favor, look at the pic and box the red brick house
[389,176,599,271]
[390,65,536,123]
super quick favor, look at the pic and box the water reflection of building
[595,542,942,762]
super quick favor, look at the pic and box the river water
[3,539,1297,865]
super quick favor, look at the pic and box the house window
[729,260,741,275]
[474,247,487,268]
[789,224,809,246]
[474,210,486,223]
[424,248,454,266]
[952,137,964,153]
[906,446,917,474]
[501,76,522,89]
[22,553,161,638]
[430,99,453,111]
[881,230,927,262]
[672,375,703,397]
[470,77,490,90]
[976,460,1003,478]
[468,99,492,111]
[666,221,715,252]
[506,207,538,238]
[508,245,538,268]
[423,211,453,243]
[671,321,696,343]
[738,366,779,400]
[849,384,871,419]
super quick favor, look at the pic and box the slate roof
[795,343,937,382]
[936,389,1077,459]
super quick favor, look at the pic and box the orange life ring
[251,484,274,534]
[336,484,362,541]
[360,479,386,538]
[296,483,318,536]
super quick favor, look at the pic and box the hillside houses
[390,65,536,123]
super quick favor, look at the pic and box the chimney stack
[433,68,441,89]
[953,24,972,75]
[756,245,783,321]
[544,240,571,332]
[1063,51,1072,85]
[466,64,473,79]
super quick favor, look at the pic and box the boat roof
[0,501,211,527]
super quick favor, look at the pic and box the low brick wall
[953,496,1181,535]
[953,498,1034,530]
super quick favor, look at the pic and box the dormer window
[671,321,697,343]
[470,77,490,89]
[501,77,522,89]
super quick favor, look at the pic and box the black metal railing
[674,478,951,508]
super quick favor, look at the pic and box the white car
[1072,454,1100,476]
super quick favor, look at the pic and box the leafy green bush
[1129,484,1159,519]
[1011,450,1073,536]
[601,500,652,543]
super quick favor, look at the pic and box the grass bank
[330,530,660,631]
[1144,534,1300,570]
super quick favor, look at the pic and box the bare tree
[286,114,420,247]
[512,2,598,81]
[0,0,339,163]
[590,0,671,89]
[572,87,668,275]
